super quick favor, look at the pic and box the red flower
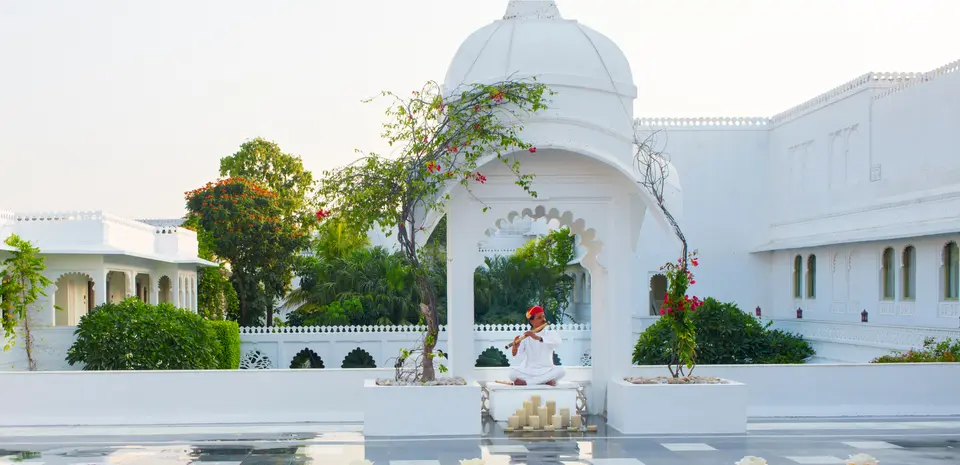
[316,209,331,221]
[529,147,537,153]
[691,258,699,267]
[690,279,696,285]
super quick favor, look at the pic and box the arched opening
[944,241,959,301]
[902,246,916,300]
[881,247,895,300]
[649,274,667,316]
[135,273,151,303]
[54,273,94,326]
[792,255,802,299]
[105,271,127,303]
[158,276,173,304]
[806,255,817,299]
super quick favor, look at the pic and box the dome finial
[503,0,562,20]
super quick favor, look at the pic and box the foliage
[290,348,325,368]
[633,298,814,365]
[872,337,960,363]
[475,346,509,367]
[475,226,576,324]
[553,352,561,366]
[341,347,377,368]
[66,298,220,370]
[289,247,422,326]
[0,234,53,370]
[182,215,239,321]
[185,178,311,326]
[208,320,241,369]
[316,78,550,381]
[218,138,317,324]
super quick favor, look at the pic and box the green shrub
[475,347,510,367]
[872,337,960,363]
[633,298,814,365]
[208,320,241,369]
[290,348,325,368]
[66,298,219,370]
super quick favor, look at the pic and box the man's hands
[524,330,541,341]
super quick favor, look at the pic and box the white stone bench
[485,381,581,422]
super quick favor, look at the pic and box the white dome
[443,0,636,99]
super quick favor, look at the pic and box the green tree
[185,178,310,326]
[182,215,239,320]
[317,79,550,381]
[514,226,576,323]
[218,138,317,324]
[1,234,54,370]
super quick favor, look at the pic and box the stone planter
[606,377,747,434]
[363,379,482,437]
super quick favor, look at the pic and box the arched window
[649,274,668,316]
[793,255,802,299]
[806,255,817,299]
[902,246,916,300]
[945,242,959,300]
[881,247,895,300]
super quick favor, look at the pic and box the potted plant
[605,131,748,434]
[318,78,551,436]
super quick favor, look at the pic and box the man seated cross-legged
[508,305,565,386]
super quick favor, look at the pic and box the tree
[182,215,239,320]
[218,138,317,324]
[634,130,701,378]
[317,79,551,382]
[0,234,53,370]
[514,226,577,323]
[185,178,310,326]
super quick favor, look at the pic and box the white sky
[1,0,957,219]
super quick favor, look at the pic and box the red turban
[526,305,544,319]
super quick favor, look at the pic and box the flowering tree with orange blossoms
[185,178,311,326]
[317,79,551,382]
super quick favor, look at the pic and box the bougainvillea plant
[317,78,551,382]
[185,178,311,326]
[635,129,700,378]
[659,250,702,377]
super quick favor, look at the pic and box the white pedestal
[486,381,579,422]
[363,379,481,437]
[606,377,747,434]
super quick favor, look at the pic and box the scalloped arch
[55,271,95,282]
[481,206,602,257]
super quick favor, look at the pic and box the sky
[0,0,957,219]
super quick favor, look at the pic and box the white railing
[874,58,960,100]
[14,210,104,222]
[239,324,593,370]
[635,117,770,128]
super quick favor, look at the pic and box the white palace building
[2,0,959,372]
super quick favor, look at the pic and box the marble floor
[1,416,959,464]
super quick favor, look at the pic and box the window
[881,247,895,300]
[793,255,802,298]
[806,255,817,299]
[902,246,916,300]
[946,242,959,300]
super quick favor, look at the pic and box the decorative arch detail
[240,349,273,369]
[481,206,602,259]
[290,348,325,369]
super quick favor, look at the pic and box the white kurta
[508,329,565,385]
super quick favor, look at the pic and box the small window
[806,255,817,299]
[881,247,895,300]
[946,242,959,300]
[793,255,803,299]
[902,246,916,300]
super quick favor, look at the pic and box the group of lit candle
[504,394,583,432]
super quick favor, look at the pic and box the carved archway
[53,272,95,326]
[157,276,173,304]
[648,273,667,316]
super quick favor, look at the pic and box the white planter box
[606,377,747,434]
[363,379,482,437]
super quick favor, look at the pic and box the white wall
[1,364,957,426]
[630,363,960,417]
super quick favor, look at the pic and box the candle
[529,415,540,429]
[538,406,549,424]
[571,415,582,429]
[516,408,526,427]
[531,395,541,409]
[559,408,570,427]
[543,424,555,432]
[523,401,534,417]
[508,415,520,429]
[546,400,556,418]
[552,414,562,427]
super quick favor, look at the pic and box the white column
[124,271,135,298]
[172,274,182,309]
[93,269,107,306]
[446,202,480,380]
[149,275,159,304]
